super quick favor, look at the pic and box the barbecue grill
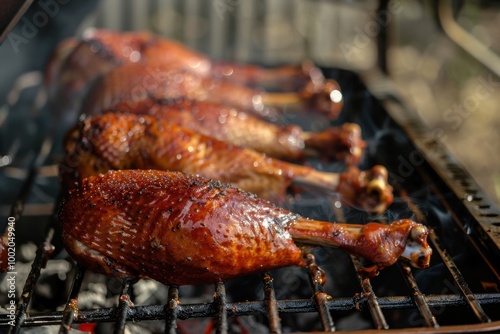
[1,0,500,333]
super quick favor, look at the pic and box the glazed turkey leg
[105,97,365,164]
[46,29,322,93]
[61,113,392,213]
[59,169,432,285]
[47,29,342,120]
[80,62,342,121]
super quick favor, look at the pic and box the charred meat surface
[61,113,392,212]
[59,170,432,285]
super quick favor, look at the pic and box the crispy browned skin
[59,170,431,285]
[61,113,392,212]
[59,170,304,285]
[103,97,364,164]
[62,113,295,202]
[108,97,305,161]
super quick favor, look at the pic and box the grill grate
[1,68,500,333]
[165,284,179,334]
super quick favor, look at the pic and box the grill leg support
[352,256,389,330]
[165,285,179,334]
[214,282,228,334]
[306,254,335,332]
[59,265,86,334]
[400,263,439,328]
[263,273,282,334]
[113,279,133,334]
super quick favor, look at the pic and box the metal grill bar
[352,256,389,330]
[262,272,282,334]
[114,279,133,334]
[306,253,335,332]
[400,263,439,328]
[429,231,492,323]
[164,285,179,334]
[359,276,388,330]
[0,293,500,328]
[58,265,86,334]
[2,292,499,328]
[8,242,54,334]
[213,282,228,334]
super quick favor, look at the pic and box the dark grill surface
[1,66,500,333]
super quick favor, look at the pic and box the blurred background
[1,0,499,206]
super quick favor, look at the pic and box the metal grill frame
[1,65,500,333]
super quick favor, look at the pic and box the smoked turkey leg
[59,170,432,285]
